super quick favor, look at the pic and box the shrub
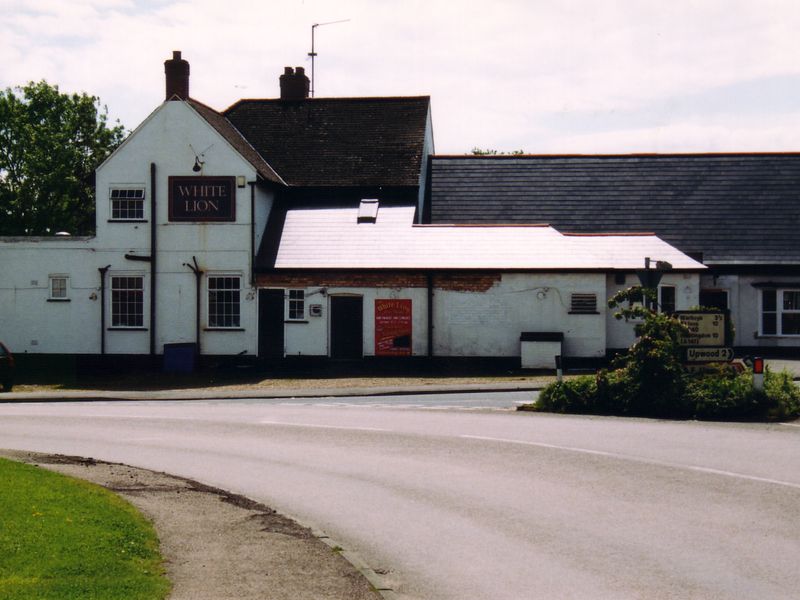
[686,367,800,421]
[524,286,800,421]
[535,375,597,414]
[763,368,800,420]
[685,366,760,420]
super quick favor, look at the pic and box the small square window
[49,276,69,300]
[288,289,305,320]
[110,187,145,220]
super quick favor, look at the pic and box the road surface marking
[259,420,390,432]
[460,434,800,490]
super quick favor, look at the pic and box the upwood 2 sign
[168,176,236,222]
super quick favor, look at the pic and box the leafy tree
[0,81,125,235]
[605,286,690,416]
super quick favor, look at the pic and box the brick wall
[433,273,500,292]
[256,271,501,292]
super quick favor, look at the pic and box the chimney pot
[279,66,310,101]
[164,50,190,101]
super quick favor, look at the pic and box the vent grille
[570,293,598,314]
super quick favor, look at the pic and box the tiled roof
[187,99,284,184]
[428,154,800,265]
[267,204,704,271]
[224,97,430,187]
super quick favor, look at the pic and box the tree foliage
[0,81,125,235]
[470,147,525,155]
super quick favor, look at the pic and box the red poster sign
[375,299,412,356]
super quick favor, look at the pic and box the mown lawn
[0,458,170,599]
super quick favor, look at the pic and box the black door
[258,289,284,359]
[330,296,363,359]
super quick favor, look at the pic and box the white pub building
[0,52,705,371]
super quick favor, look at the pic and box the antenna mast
[308,19,350,98]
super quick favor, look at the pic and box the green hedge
[531,367,800,421]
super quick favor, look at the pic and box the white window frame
[287,289,305,321]
[110,274,146,328]
[761,288,800,336]
[207,274,242,329]
[109,186,146,221]
[48,274,69,300]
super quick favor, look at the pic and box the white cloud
[2,0,800,152]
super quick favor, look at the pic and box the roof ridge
[413,223,551,228]
[563,232,657,237]
[224,95,430,114]
[433,152,800,159]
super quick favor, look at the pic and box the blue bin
[163,343,197,373]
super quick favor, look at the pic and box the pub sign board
[375,299,412,356]
[168,176,236,222]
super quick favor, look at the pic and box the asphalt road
[1,396,799,599]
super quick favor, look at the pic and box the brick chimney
[164,51,190,100]
[280,66,310,101]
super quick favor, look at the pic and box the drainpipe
[150,163,157,357]
[98,265,111,355]
[427,272,434,358]
[184,256,203,355]
[249,181,256,287]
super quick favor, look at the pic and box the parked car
[0,342,14,392]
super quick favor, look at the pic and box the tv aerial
[308,19,350,97]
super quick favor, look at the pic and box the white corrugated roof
[273,205,705,270]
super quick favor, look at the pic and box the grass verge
[0,458,170,600]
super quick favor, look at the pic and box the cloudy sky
[3,0,800,154]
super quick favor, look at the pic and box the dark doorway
[258,289,284,359]
[330,296,363,359]
[700,289,729,311]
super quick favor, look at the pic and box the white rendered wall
[282,287,429,357]
[0,101,274,356]
[94,100,268,355]
[0,238,105,354]
[433,273,608,358]
[730,273,800,349]
[605,272,701,349]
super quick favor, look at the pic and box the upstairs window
[208,276,241,328]
[288,289,305,320]
[570,293,598,314]
[110,188,145,220]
